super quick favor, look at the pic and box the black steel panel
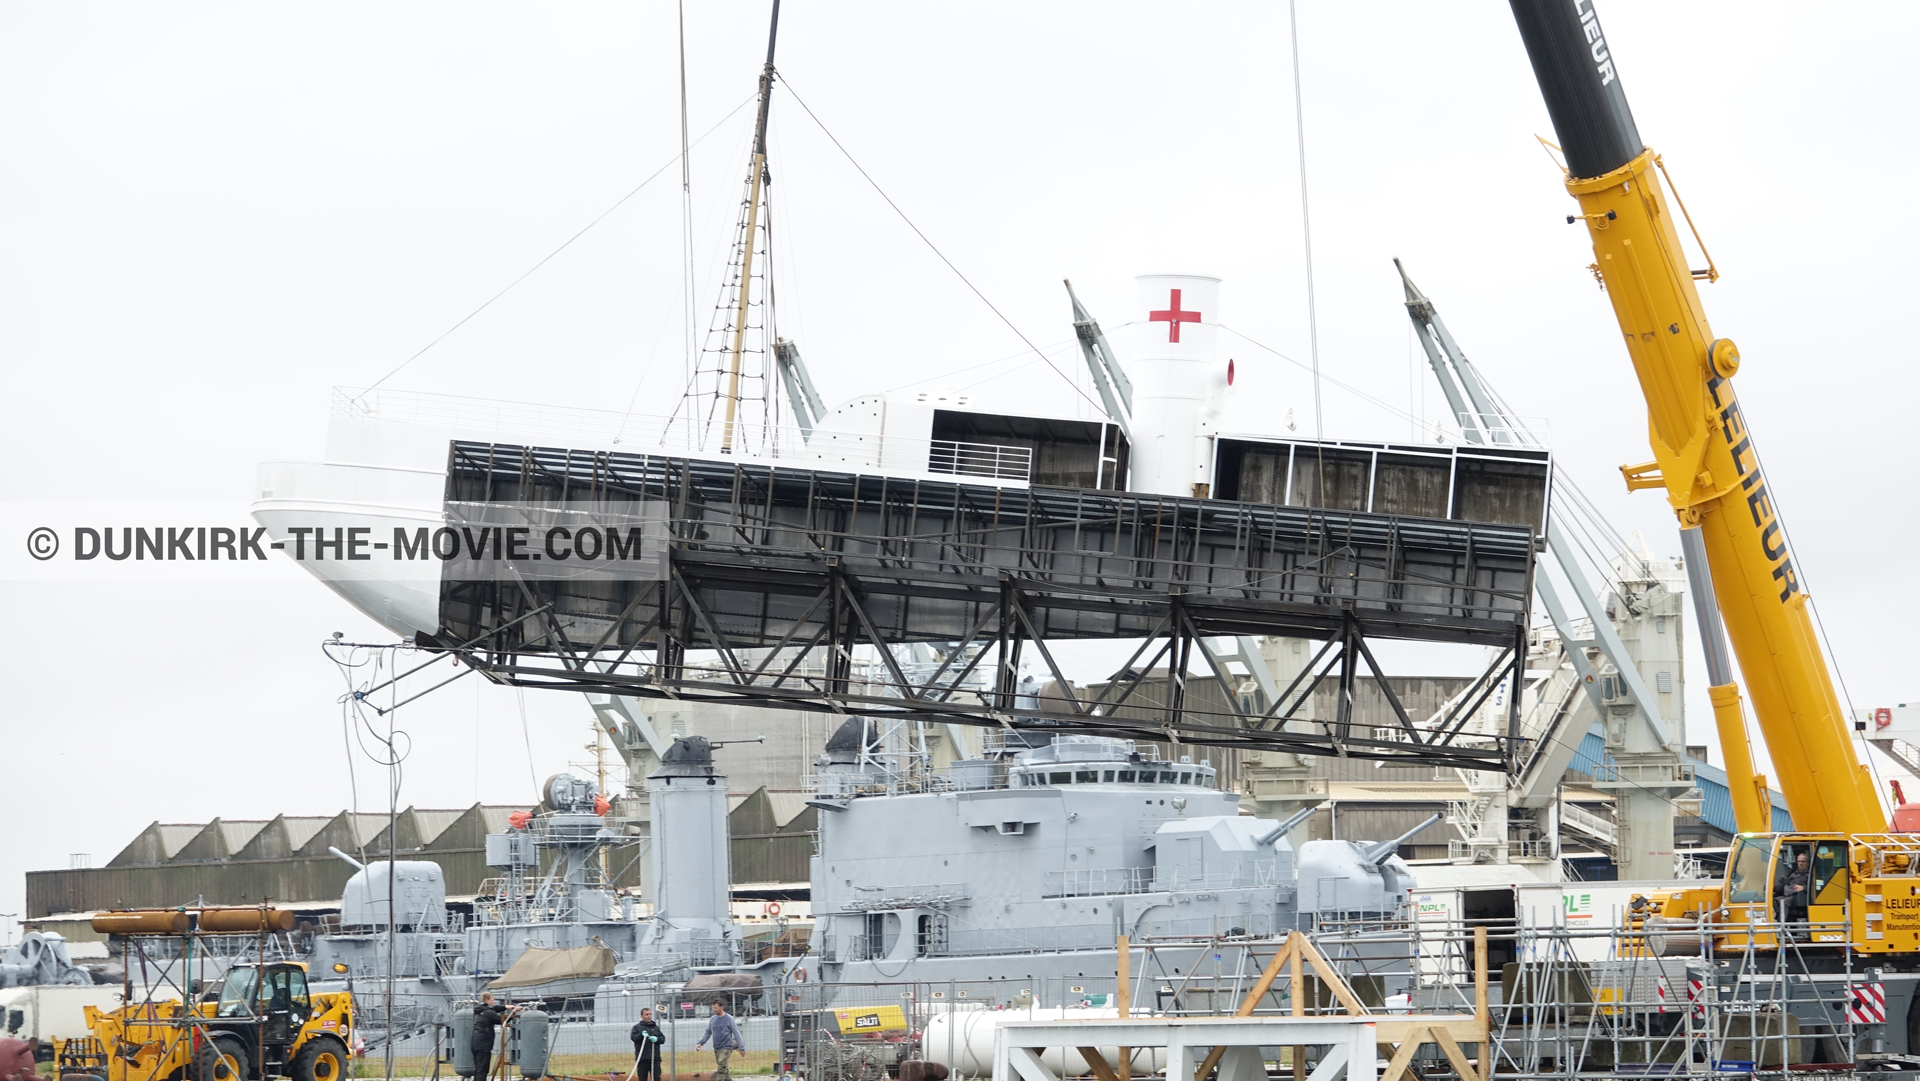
[425,442,1537,770]
[436,441,1534,653]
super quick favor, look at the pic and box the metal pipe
[1678,527,1732,685]
[1680,526,1770,833]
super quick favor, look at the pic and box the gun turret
[1359,813,1442,866]
[1254,804,1321,848]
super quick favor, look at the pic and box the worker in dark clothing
[628,1007,665,1081]
[471,992,521,1081]
[1778,849,1812,927]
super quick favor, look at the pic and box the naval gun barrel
[1509,0,1642,179]
[1360,813,1443,866]
[1255,804,1321,848]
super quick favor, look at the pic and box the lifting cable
[776,74,1111,420]
[354,94,758,401]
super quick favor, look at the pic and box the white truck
[0,985,124,1052]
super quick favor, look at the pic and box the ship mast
[720,1,781,453]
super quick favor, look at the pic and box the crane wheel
[196,1039,249,1081]
[292,1037,347,1081]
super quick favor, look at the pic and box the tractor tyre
[291,1037,348,1081]
[197,1039,249,1081]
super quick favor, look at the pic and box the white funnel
[1127,274,1230,497]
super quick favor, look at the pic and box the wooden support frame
[1180,928,1491,1081]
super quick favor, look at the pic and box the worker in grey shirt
[694,999,745,1081]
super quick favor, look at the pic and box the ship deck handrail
[333,385,1037,483]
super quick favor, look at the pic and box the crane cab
[1639,832,1920,956]
[1713,833,1854,949]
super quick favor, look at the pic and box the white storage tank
[923,1008,1165,1077]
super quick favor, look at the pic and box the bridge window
[1075,770,1098,783]
[1102,770,1115,782]
[1117,770,1136,782]
[1813,843,1848,903]
[1727,836,1772,903]
[1050,772,1072,785]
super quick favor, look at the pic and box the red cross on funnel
[1149,289,1201,343]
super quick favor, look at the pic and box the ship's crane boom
[1508,0,1882,834]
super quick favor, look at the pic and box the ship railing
[927,439,1033,481]
[531,812,613,845]
[431,936,464,982]
[1446,838,1556,862]
[1147,863,1292,892]
[923,922,1119,959]
[472,900,572,926]
[805,760,1012,797]
[836,882,971,913]
[332,386,1036,483]
[1041,868,1153,897]
[1455,410,1552,446]
[983,729,1162,760]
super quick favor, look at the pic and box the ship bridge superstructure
[800,725,1431,985]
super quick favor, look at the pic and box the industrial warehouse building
[24,789,818,939]
[25,668,1762,940]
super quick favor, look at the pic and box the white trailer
[0,985,124,1048]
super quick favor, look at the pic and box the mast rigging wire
[678,0,697,388]
[776,75,1111,420]
[354,94,757,400]
[1287,0,1326,497]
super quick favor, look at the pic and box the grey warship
[304,718,1430,1046]
[789,721,1427,994]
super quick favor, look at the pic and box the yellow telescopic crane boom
[1508,0,1883,835]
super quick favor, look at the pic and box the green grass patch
[349,1050,782,1079]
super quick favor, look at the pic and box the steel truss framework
[424,442,1535,771]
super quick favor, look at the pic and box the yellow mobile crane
[1509,0,1920,1050]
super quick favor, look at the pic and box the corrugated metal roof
[1571,729,1792,834]
[411,810,466,845]
[348,813,389,844]
[477,806,523,832]
[763,792,814,828]
[280,816,333,851]
[156,824,204,856]
[217,820,271,852]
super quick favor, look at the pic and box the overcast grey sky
[3,2,1915,927]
